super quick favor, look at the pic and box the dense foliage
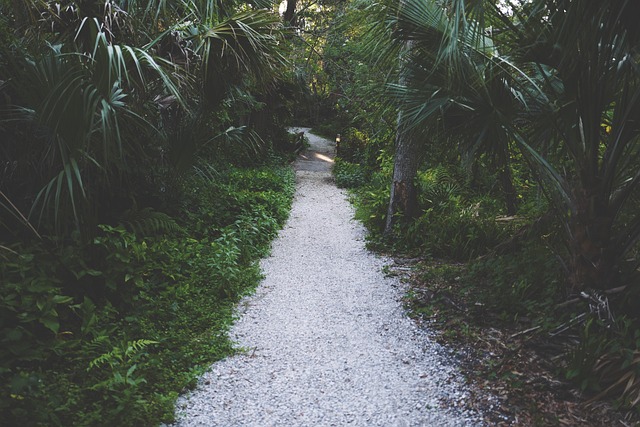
[0,0,299,424]
[322,0,640,414]
[3,0,640,422]
[1,161,295,425]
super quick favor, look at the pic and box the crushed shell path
[171,128,482,427]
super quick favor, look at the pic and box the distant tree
[283,0,297,26]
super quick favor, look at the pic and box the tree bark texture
[384,109,421,236]
[384,34,420,236]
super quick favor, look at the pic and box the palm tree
[1,13,183,236]
[382,0,426,236]
[384,0,525,235]
[386,0,640,293]
[509,0,640,291]
[134,0,288,169]
[0,0,288,238]
[384,40,422,235]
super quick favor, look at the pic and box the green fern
[119,207,183,236]
[418,166,465,209]
[89,339,156,369]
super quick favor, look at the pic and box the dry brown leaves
[394,259,640,427]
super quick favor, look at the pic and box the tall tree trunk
[384,34,420,236]
[283,0,297,27]
[384,109,421,236]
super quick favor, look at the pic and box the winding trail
[172,129,481,426]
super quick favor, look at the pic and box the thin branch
[0,190,42,240]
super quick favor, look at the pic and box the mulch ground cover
[391,258,639,426]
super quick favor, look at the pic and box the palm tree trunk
[569,188,615,290]
[384,32,420,236]
[384,109,420,236]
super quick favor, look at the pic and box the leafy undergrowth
[1,162,295,426]
[397,258,640,426]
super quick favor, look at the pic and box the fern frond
[119,207,183,236]
[88,339,158,370]
[124,339,159,358]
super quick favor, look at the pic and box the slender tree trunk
[498,162,518,216]
[283,0,297,27]
[384,34,420,236]
[384,109,421,236]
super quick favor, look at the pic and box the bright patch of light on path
[314,153,334,163]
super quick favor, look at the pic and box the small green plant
[567,316,640,410]
[333,158,367,189]
[88,338,158,416]
[0,246,75,365]
[352,178,390,235]
[119,208,184,237]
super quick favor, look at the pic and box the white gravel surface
[171,128,483,427]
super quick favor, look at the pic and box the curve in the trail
[290,126,336,172]
[171,129,481,427]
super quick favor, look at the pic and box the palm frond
[0,190,42,239]
[191,8,287,105]
[87,18,186,107]
[4,25,183,233]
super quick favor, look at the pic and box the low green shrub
[333,158,367,189]
[465,240,563,319]
[348,164,511,260]
[566,316,640,411]
[352,172,391,235]
[336,127,368,163]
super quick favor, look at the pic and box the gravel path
[171,129,482,427]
